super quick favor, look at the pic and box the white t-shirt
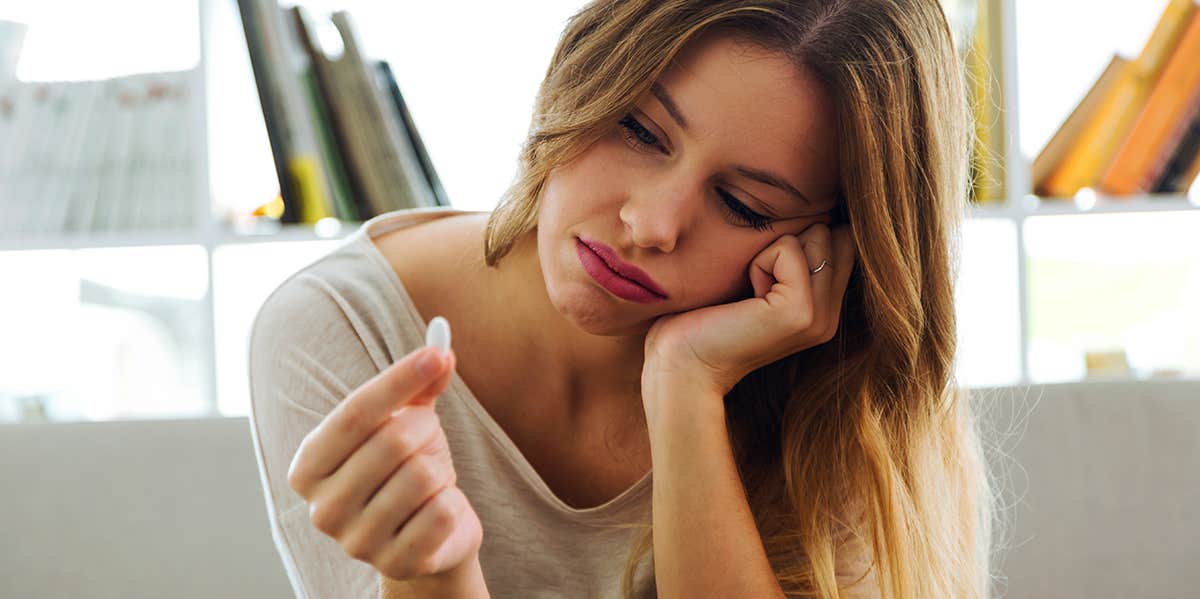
[247,207,657,599]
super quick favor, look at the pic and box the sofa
[1,379,1197,598]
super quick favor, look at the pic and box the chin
[550,282,661,337]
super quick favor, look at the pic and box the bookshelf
[973,0,1200,386]
[1,0,1197,423]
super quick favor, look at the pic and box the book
[377,60,448,207]
[330,10,424,212]
[1152,107,1200,192]
[966,0,1007,205]
[1031,56,1127,196]
[285,8,357,222]
[235,0,299,223]
[266,1,339,224]
[369,59,435,209]
[288,5,373,222]
[1039,0,1197,197]
[0,70,201,235]
[1099,8,1200,194]
[326,14,392,217]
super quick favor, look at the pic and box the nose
[618,171,706,253]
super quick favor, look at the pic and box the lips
[577,237,668,298]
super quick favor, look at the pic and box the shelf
[0,227,211,252]
[967,192,1200,220]
[0,220,361,252]
[216,219,362,246]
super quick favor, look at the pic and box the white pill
[425,316,451,354]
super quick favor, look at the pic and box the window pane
[1025,211,1200,382]
[0,245,210,423]
[1,0,198,81]
[213,239,343,417]
[956,217,1022,388]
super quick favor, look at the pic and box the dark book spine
[1152,108,1200,193]
[377,60,449,207]
[235,0,299,223]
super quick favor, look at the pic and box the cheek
[541,149,623,210]
[685,255,757,305]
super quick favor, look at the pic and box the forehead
[648,32,840,205]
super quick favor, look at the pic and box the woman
[248,0,995,597]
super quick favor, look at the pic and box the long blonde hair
[481,1,999,597]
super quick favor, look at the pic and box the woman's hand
[643,223,857,406]
[286,345,483,584]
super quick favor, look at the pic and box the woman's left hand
[642,223,857,405]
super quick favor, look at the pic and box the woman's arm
[645,382,787,599]
[379,555,490,599]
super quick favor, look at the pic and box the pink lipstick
[575,238,668,303]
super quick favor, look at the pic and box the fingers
[759,223,854,336]
[317,406,444,535]
[338,446,455,562]
[289,347,457,496]
[803,223,856,341]
[376,485,479,579]
[801,224,835,317]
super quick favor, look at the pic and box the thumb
[408,347,456,408]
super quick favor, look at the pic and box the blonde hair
[480,1,1000,597]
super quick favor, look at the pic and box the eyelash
[617,113,776,232]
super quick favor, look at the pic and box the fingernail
[417,349,443,376]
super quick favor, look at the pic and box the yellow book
[289,156,334,224]
[1032,56,1126,195]
[967,0,1006,205]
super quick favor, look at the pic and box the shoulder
[372,211,490,287]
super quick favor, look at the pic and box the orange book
[1040,0,1197,197]
[1099,10,1200,194]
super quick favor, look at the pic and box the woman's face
[536,31,842,336]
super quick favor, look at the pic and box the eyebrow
[650,82,813,207]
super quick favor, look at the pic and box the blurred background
[0,1,1197,598]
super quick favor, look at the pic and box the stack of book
[236,0,448,225]
[0,70,203,235]
[1033,0,1200,199]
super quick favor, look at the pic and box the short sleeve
[247,269,387,599]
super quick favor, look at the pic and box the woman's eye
[618,113,663,152]
[618,112,775,232]
[717,189,775,232]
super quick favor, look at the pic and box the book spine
[235,0,299,223]
[1099,11,1200,194]
[378,61,449,207]
[369,60,432,209]
[1031,56,1127,195]
[299,61,355,221]
[331,11,409,213]
[1040,63,1147,197]
[288,6,373,222]
[1133,0,1198,79]
[1151,102,1200,193]
[267,2,335,224]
